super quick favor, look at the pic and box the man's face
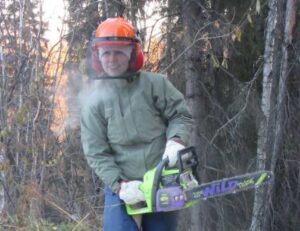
[98,45,132,77]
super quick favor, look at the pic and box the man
[81,17,193,231]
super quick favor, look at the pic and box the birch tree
[0,31,6,214]
[250,0,299,230]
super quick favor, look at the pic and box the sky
[42,1,164,45]
[43,0,65,44]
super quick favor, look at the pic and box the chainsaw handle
[177,146,200,182]
[151,158,169,211]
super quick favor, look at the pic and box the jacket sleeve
[153,76,193,145]
[80,102,122,192]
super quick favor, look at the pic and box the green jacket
[80,71,193,192]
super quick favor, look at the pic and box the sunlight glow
[43,0,66,44]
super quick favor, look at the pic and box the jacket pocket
[131,94,166,141]
[105,106,127,144]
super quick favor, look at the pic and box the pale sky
[43,0,65,44]
[42,1,164,45]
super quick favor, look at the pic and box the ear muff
[128,43,144,73]
[91,46,103,74]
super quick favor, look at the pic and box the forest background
[0,0,299,230]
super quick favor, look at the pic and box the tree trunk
[250,0,297,230]
[0,40,5,214]
[250,0,281,229]
[183,1,215,230]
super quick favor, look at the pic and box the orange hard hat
[93,17,140,47]
[95,17,136,38]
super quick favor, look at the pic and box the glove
[118,181,145,205]
[162,140,185,167]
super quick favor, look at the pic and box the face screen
[91,36,143,77]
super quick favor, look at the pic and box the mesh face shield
[96,42,133,77]
[91,39,143,79]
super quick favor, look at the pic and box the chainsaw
[126,146,273,215]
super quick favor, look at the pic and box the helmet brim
[93,41,132,49]
[92,37,139,49]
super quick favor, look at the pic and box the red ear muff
[134,43,144,71]
[129,43,144,72]
[91,47,103,74]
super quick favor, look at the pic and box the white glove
[119,181,145,205]
[162,140,185,167]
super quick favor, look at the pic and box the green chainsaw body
[125,146,273,215]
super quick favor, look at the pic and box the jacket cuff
[170,136,186,146]
[111,182,120,194]
[166,129,190,146]
[112,178,127,194]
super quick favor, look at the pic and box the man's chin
[107,72,123,77]
[106,69,127,77]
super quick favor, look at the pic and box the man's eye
[99,50,125,57]
[100,52,109,57]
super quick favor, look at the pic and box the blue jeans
[103,187,178,231]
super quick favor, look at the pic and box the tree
[251,0,299,230]
[0,0,57,219]
[177,1,263,230]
